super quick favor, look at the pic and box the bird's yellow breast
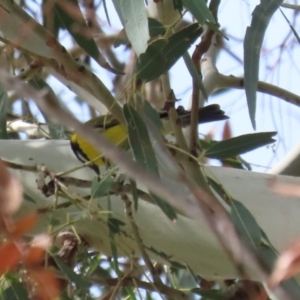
[71,124,128,166]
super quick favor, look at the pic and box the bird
[70,104,228,175]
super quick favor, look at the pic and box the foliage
[0,0,299,299]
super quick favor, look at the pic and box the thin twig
[121,194,162,285]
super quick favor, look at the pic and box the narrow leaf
[112,0,149,56]
[55,0,100,60]
[230,200,262,247]
[30,78,64,139]
[205,131,276,159]
[0,85,8,139]
[136,23,202,81]
[124,104,159,174]
[182,0,215,24]
[123,104,177,220]
[244,0,283,129]
[91,171,115,199]
[3,280,29,300]
[148,18,166,38]
[55,0,121,73]
[182,51,207,99]
[141,99,163,130]
[173,0,183,12]
[53,256,88,289]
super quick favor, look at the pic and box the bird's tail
[160,104,228,127]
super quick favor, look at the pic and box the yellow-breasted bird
[70,104,228,175]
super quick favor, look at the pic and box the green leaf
[244,0,283,129]
[54,0,121,73]
[205,132,276,159]
[2,280,29,300]
[91,172,115,199]
[150,193,177,220]
[169,261,186,270]
[49,218,61,227]
[107,217,126,235]
[136,23,202,81]
[141,98,163,130]
[220,158,251,170]
[23,193,36,203]
[30,78,64,139]
[230,200,262,247]
[124,104,159,174]
[123,104,177,220]
[259,244,300,293]
[258,243,277,268]
[59,291,73,300]
[125,288,138,300]
[190,288,222,299]
[182,51,207,99]
[55,0,100,59]
[53,256,89,289]
[106,196,120,274]
[182,0,215,24]
[112,0,149,56]
[173,0,183,12]
[148,18,166,38]
[207,177,228,200]
[0,85,8,139]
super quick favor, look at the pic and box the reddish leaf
[0,241,21,275]
[0,159,23,215]
[222,120,232,140]
[24,246,45,267]
[268,179,300,197]
[269,240,300,288]
[29,269,61,300]
[10,213,39,238]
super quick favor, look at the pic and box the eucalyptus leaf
[91,172,115,199]
[124,104,159,175]
[190,288,222,299]
[123,104,177,220]
[107,217,126,235]
[23,193,37,203]
[30,78,64,139]
[173,0,183,12]
[136,23,202,81]
[148,18,166,38]
[205,132,276,159]
[2,280,29,300]
[55,0,121,73]
[244,0,283,129]
[53,256,89,289]
[112,0,149,56]
[230,200,262,247]
[182,51,207,99]
[0,85,8,139]
[141,98,163,130]
[55,0,100,60]
[182,0,215,24]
